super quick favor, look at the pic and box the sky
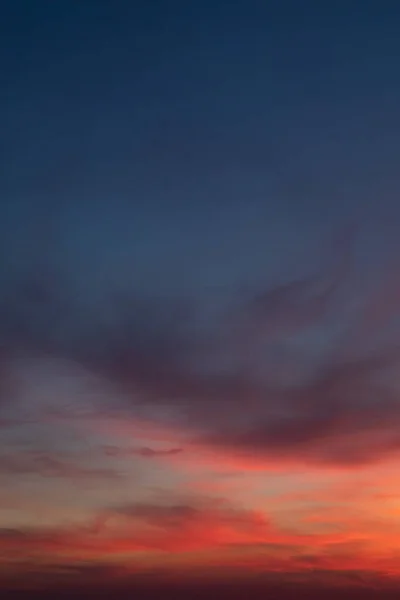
[2,1,400,597]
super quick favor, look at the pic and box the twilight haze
[2,2,400,598]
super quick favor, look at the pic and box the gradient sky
[2,1,400,597]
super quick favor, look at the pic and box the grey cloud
[103,445,183,458]
[0,450,122,482]
[2,220,400,467]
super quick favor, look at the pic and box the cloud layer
[1,223,400,471]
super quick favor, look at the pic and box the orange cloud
[1,492,398,579]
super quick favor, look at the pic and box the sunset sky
[2,1,400,597]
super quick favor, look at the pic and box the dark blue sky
[0,0,400,364]
[2,1,400,223]
[0,0,399,398]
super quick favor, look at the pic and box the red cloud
[1,485,400,594]
[0,494,388,565]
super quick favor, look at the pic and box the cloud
[0,450,121,482]
[0,500,273,572]
[83,497,282,553]
[198,347,400,467]
[3,221,400,469]
[103,445,183,458]
[0,492,357,559]
[0,495,399,596]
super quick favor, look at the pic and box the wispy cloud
[0,450,121,482]
[103,445,183,458]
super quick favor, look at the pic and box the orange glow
[2,408,400,592]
